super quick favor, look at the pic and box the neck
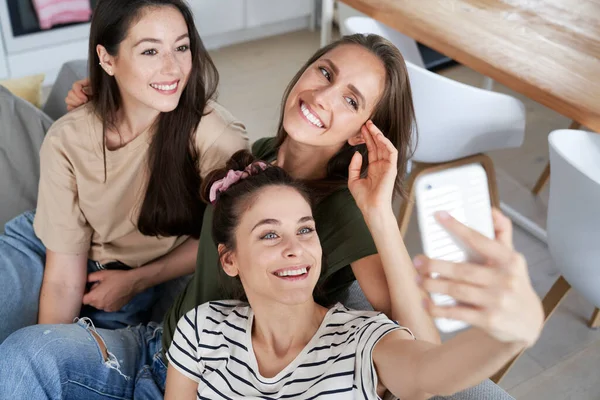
[115,96,160,144]
[250,299,327,357]
[277,137,342,181]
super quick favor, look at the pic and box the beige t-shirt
[34,102,248,267]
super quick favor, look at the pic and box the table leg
[320,0,335,47]
[482,76,495,91]
[500,201,547,243]
[531,120,581,196]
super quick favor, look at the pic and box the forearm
[38,279,85,324]
[132,238,199,293]
[415,329,523,395]
[364,207,440,344]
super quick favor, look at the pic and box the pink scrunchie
[209,162,268,204]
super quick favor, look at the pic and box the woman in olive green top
[0,34,438,398]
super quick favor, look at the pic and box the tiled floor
[209,29,600,399]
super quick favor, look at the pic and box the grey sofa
[0,60,514,399]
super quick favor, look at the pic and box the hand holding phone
[415,163,495,332]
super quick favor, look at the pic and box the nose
[161,51,179,75]
[282,236,304,259]
[312,85,334,111]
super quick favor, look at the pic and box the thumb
[492,208,513,249]
[87,271,104,283]
[348,151,363,185]
[82,291,93,305]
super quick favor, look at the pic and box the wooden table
[322,0,600,133]
[322,0,600,242]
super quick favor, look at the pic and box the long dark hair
[88,0,218,238]
[201,150,319,301]
[275,34,416,198]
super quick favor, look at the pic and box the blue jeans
[0,211,163,343]
[0,320,167,399]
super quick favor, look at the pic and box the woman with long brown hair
[0,0,248,343]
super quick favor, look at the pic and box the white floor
[209,29,600,400]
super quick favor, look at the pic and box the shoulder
[325,304,411,343]
[194,101,248,153]
[251,137,278,160]
[187,300,250,330]
[325,303,387,328]
[40,104,99,160]
[44,104,97,142]
[314,188,366,233]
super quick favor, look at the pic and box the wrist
[129,267,150,293]
[362,206,396,228]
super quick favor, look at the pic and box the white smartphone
[414,163,495,333]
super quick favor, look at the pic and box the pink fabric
[209,162,269,204]
[32,0,92,30]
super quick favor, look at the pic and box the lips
[149,80,179,93]
[272,265,311,281]
[299,100,325,128]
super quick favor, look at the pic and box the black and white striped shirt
[167,301,412,399]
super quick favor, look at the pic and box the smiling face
[282,44,386,150]
[220,185,322,306]
[97,5,192,115]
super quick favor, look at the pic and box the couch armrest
[42,60,88,121]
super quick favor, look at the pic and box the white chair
[545,129,600,327]
[493,129,600,383]
[345,16,526,236]
[341,13,425,67]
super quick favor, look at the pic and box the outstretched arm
[348,125,544,398]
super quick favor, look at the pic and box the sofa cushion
[0,74,45,108]
[0,86,53,230]
[43,60,87,121]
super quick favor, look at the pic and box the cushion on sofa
[0,86,53,230]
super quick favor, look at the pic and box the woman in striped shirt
[165,131,544,399]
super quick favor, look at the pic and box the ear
[218,244,239,277]
[97,44,116,76]
[347,131,366,146]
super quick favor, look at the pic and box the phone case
[414,163,495,332]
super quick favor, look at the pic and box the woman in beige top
[0,0,248,343]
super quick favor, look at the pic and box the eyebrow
[133,33,189,47]
[322,59,366,110]
[251,216,315,232]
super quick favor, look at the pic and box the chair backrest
[344,16,526,163]
[344,16,425,68]
[547,129,600,308]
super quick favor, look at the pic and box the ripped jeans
[0,319,167,399]
[0,211,165,344]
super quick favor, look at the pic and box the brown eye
[319,67,331,81]
[345,97,358,110]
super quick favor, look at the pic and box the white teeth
[300,102,324,128]
[151,82,177,91]
[276,267,308,277]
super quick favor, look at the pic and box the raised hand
[415,209,544,347]
[348,120,398,215]
[65,78,91,111]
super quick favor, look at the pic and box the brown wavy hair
[88,0,218,238]
[275,34,417,198]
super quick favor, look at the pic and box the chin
[275,290,316,306]
[151,100,181,113]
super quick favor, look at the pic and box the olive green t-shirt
[162,137,377,353]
